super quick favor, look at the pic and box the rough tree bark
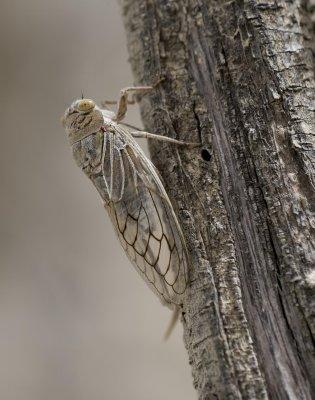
[121,1,315,399]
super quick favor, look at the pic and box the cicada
[62,86,194,309]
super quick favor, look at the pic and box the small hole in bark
[201,149,211,161]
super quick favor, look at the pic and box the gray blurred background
[0,1,195,399]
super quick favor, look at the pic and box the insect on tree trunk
[121,1,315,399]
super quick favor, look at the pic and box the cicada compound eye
[76,99,96,113]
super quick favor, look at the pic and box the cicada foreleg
[114,86,154,122]
[101,96,136,108]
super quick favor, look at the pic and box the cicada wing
[105,127,189,307]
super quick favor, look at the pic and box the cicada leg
[114,86,154,122]
[103,78,165,120]
[131,131,200,148]
[101,96,136,108]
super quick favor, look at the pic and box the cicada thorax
[71,131,103,175]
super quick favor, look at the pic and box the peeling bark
[121,1,315,399]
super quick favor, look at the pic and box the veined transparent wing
[101,123,189,307]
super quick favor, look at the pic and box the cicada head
[61,98,104,141]
[62,98,104,172]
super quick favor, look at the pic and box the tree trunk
[121,1,315,399]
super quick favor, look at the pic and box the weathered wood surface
[122,1,315,399]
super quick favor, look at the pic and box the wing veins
[106,125,189,304]
[122,214,139,247]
